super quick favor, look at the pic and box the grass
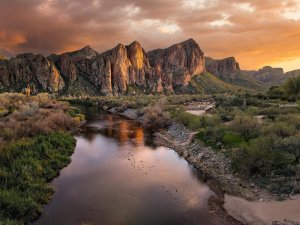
[223,131,245,146]
[0,132,76,224]
[169,107,202,131]
[0,93,80,224]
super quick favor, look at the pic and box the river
[35,106,227,225]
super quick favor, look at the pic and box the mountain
[0,39,208,96]
[0,53,64,94]
[285,69,300,79]
[244,66,296,86]
[147,38,205,93]
[0,39,244,96]
[205,57,262,89]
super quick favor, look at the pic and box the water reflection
[35,109,225,225]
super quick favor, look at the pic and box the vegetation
[167,92,300,195]
[187,72,240,94]
[141,98,171,131]
[268,75,300,101]
[0,93,81,224]
[0,133,76,224]
[0,93,84,141]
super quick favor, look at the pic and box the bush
[142,98,171,131]
[261,122,296,139]
[231,136,289,177]
[0,93,79,140]
[231,113,260,141]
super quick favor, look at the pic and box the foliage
[0,133,76,224]
[141,98,171,131]
[261,122,296,139]
[231,136,289,177]
[277,137,300,163]
[283,76,300,96]
[222,131,244,146]
[0,93,81,141]
[231,113,260,141]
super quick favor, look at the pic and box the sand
[224,194,300,225]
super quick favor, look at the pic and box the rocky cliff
[205,56,240,78]
[0,55,6,61]
[0,39,206,96]
[205,56,261,89]
[147,39,205,92]
[0,53,64,94]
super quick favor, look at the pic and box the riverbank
[68,99,300,224]
[0,93,82,224]
[153,123,300,225]
[224,195,300,225]
[153,123,271,201]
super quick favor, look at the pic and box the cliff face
[0,39,206,96]
[204,56,262,89]
[0,53,64,94]
[147,39,205,92]
[205,57,240,78]
[244,66,288,86]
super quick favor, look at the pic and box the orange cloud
[1,0,300,71]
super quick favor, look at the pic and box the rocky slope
[205,57,262,89]
[0,39,207,96]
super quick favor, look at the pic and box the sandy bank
[224,195,300,225]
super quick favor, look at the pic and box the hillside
[186,72,241,94]
[205,57,263,90]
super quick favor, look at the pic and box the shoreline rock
[153,122,272,201]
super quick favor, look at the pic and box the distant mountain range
[0,39,298,96]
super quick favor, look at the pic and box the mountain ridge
[1,39,298,96]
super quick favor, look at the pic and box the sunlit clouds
[1,0,300,71]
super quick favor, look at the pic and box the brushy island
[0,93,84,225]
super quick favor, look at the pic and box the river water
[35,106,226,225]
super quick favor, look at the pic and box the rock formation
[0,53,64,94]
[244,66,293,86]
[147,39,206,92]
[205,56,261,89]
[285,69,300,79]
[0,39,214,96]
[205,56,240,78]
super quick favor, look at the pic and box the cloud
[0,0,300,71]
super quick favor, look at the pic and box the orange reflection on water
[135,127,144,145]
[118,120,129,143]
[106,114,113,137]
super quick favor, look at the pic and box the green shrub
[0,133,76,224]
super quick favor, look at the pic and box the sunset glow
[1,0,300,71]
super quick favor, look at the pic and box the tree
[278,137,300,164]
[232,113,259,141]
[261,122,296,139]
[284,76,300,96]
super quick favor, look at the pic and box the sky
[1,0,300,72]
